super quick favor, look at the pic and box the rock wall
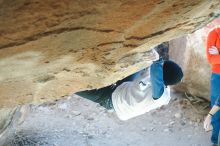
[169,17,220,100]
[0,0,220,108]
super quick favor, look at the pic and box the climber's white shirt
[111,68,171,121]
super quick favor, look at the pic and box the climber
[205,26,220,146]
[76,49,183,121]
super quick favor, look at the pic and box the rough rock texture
[0,108,16,136]
[169,17,220,100]
[0,0,220,109]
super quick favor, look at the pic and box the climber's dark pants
[76,71,141,110]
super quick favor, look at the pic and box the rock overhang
[0,0,220,108]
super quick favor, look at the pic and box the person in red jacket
[206,27,220,146]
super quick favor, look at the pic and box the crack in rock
[125,22,189,41]
[0,27,120,50]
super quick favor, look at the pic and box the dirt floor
[0,90,213,146]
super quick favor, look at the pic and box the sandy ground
[0,90,212,146]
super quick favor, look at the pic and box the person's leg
[76,85,115,110]
[212,105,220,144]
[211,73,220,144]
[76,69,144,110]
[218,131,220,146]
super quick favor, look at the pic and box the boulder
[1,0,220,108]
[1,0,220,137]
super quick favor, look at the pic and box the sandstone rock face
[0,0,220,108]
[169,17,220,100]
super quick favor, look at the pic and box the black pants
[76,71,141,109]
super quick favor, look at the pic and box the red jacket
[206,27,220,74]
